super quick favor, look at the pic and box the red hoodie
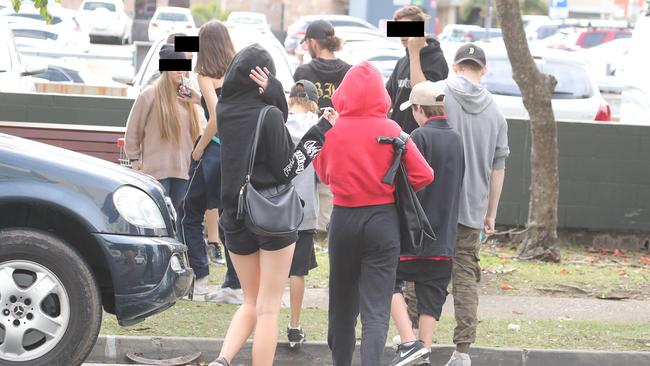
[313,62,434,208]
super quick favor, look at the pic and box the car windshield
[157,12,188,22]
[482,58,594,99]
[83,2,116,11]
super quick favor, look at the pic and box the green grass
[479,245,650,299]
[209,244,650,300]
[100,301,650,351]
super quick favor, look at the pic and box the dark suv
[0,133,194,365]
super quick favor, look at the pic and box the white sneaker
[444,351,471,366]
[205,288,229,303]
[225,288,243,305]
[194,276,209,296]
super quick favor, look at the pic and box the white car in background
[77,0,132,44]
[226,11,270,32]
[581,38,631,94]
[620,7,650,125]
[476,46,611,122]
[0,19,46,92]
[10,21,91,53]
[148,7,195,42]
[0,5,91,51]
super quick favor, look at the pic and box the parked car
[9,21,91,53]
[575,29,631,49]
[225,11,270,32]
[285,14,379,54]
[439,24,483,43]
[620,6,650,125]
[20,56,90,83]
[0,132,194,365]
[148,6,195,42]
[0,19,45,92]
[474,45,611,122]
[77,0,132,44]
[0,5,91,51]
[582,38,631,93]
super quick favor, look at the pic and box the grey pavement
[193,285,650,323]
[277,288,650,323]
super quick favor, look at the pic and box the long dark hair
[195,21,235,79]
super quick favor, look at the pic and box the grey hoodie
[443,75,510,230]
[285,111,320,230]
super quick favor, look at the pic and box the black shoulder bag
[236,105,304,236]
[378,131,436,256]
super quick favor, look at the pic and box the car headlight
[113,186,166,229]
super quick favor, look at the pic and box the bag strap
[245,105,274,183]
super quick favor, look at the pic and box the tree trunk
[494,0,561,262]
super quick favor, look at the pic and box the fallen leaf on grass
[619,270,628,277]
[512,310,524,315]
[584,257,598,264]
[613,249,623,257]
[500,283,513,290]
[559,268,570,274]
[641,256,650,266]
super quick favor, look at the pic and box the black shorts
[394,260,453,321]
[289,230,318,276]
[220,209,298,256]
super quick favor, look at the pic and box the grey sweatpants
[327,204,400,366]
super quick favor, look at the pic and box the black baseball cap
[454,43,486,67]
[290,80,319,103]
[159,43,187,60]
[301,19,335,43]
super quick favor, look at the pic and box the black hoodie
[294,58,352,110]
[386,37,449,133]
[218,44,331,211]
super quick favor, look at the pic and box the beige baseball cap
[399,81,445,111]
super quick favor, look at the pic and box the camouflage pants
[404,225,481,344]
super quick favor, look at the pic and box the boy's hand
[483,215,496,237]
[407,37,427,54]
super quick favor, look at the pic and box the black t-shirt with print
[294,58,352,110]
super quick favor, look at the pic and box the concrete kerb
[88,335,650,365]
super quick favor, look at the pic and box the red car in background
[575,29,631,48]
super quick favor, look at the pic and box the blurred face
[396,16,420,48]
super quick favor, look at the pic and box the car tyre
[0,228,102,366]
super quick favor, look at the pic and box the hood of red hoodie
[332,61,392,118]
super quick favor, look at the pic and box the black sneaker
[207,242,226,265]
[208,356,230,366]
[287,326,306,349]
[389,340,429,366]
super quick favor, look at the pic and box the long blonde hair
[154,72,201,142]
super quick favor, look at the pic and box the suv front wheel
[0,228,102,366]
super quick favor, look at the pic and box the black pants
[328,204,400,366]
[176,141,222,279]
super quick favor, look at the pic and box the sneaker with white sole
[389,340,429,366]
[205,287,243,305]
[207,242,226,265]
[444,351,471,366]
[287,326,306,349]
[194,276,209,296]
